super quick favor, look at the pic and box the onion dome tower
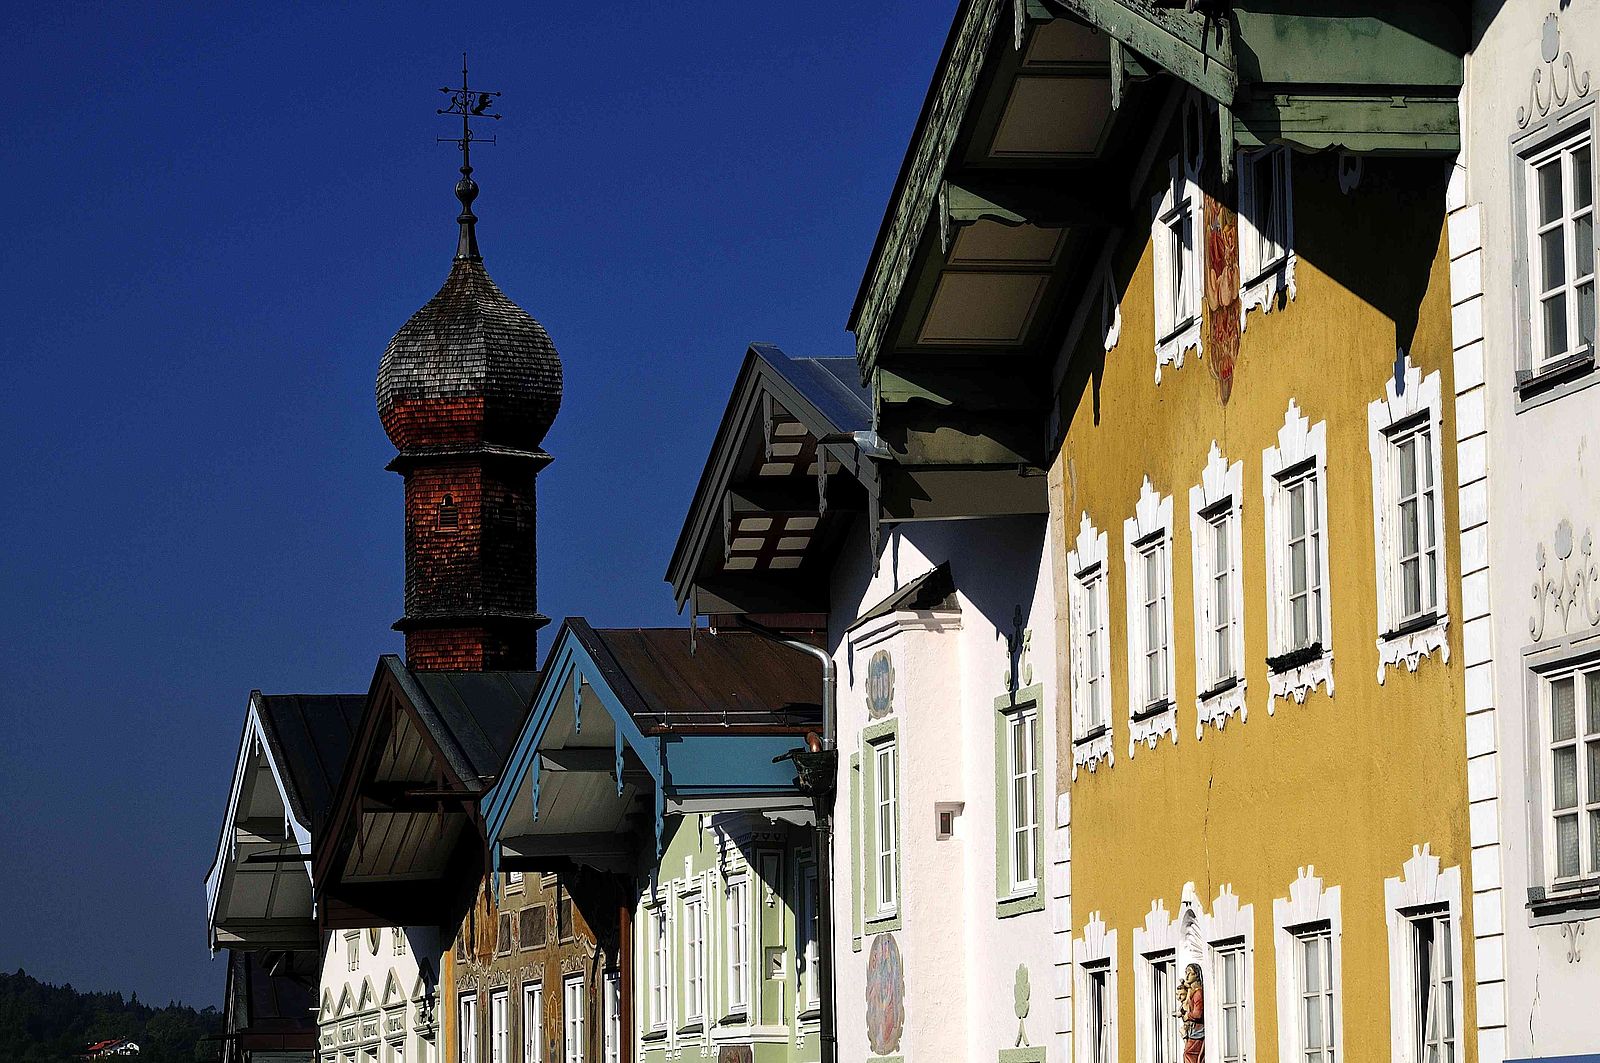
[376,69,562,670]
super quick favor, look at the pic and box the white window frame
[726,876,751,1014]
[1524,123,1595,369]
[488,989,508,1063]
[458,994,478,1063]
[1368,356,1450,682]
[1190,443,1248,737]
[1384,845,1463,1063]
[1538,662,1600,886]
[798,861,821,1013]
[1002,701,1042,896]
[1273,867,1343,1063]
[603,973,621,1063]
[1196,885,1256,1063]
[522,983,543,1063]
[648,902,669,1031]
[1069,513,1114,776]
[562,975,585,1063]
[872,740,900,915]
[1262,400,1335,709]
[682,889,706,1023]
[1074,913,1120,1063]
[1237,145,1296,326]
[1125,478,1177,755]
[1132,898,1184,1063]
[1152,150,1205,382]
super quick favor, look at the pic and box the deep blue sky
[0,3,950,1008]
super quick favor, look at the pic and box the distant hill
[0,969,220,1062]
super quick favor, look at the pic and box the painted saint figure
[1175,963,1204,1063]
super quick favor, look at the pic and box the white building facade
[828,516,1065,1063]
[317,926,441,1063]
[1454,2,1600,1059]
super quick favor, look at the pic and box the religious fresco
[866,649,895,719]
[864,932,905,1057]
[1203,189,1240,403]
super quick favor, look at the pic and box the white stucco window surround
[1273,867,1344,1063]
[1262,401,1335,709]
[1189,443,1248,738]
[1367,356,1450,683]
[1074,913,1120,1063]
[1124,478,1178,756]
[1131,887,1203,1063]
[1069,513,1114,777]
[1237,145,1296,328]
[1102,264,1123,352]
[1195,885,1256,1063]
[1383,844,1465,1063]
[1152,95,1206,384]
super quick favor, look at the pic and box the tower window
[438,495,460,529]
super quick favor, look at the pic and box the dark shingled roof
[408,667,540,784]
[570,621,823,732]
[376,257,564,451]
[253,693,365,834]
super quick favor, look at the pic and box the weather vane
[437,54,502,262]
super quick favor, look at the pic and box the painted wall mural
[864,932,905,1057]
[866,650,896,719]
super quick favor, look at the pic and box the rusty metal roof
[571,621,823,733]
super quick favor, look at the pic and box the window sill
[1073,724,1109,746]
[1528,881,1600,923]
[1377,613,1449,683]
[863,911,903,935]
[1072,726,1113,777]
[641,1028,668,1043]
[677,1021,705,1035]
[1266,644,1333,709]
[1267,642,1324,674]
[996,889,1045,920]
[1196,676,1248,739]
[718,1010,749,1026]
[1130,698,1172,723]
[1516,346,1596,410]
[1128,698,1176,756]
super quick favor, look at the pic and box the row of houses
[201,2,1600,1062]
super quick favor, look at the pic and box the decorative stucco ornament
[864,933,906,1056]
[1530,519,1600,641]
[1518,13,1591,129]
[866,650,895,719]
[1013,963,1031,1046]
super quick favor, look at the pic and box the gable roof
[253,693,366,835]
[666,343,877,615]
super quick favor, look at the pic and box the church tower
[376,97,562,671]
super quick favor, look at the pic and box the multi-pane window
[727,878,750,1012]
[1138,538,1171,708]
[1149,954,1180,1063]
[1215,942,1247,1063]
[507,870,524,889]
[1209,511,1237,684]
[1410,911,1456,1063]
[562,975,585,1063]
[682,892,706,1021]
[1241,146,1292,285]
[488,989,508,1063]
[522,983,543,1063]
[1284,471,1323,652]
[458,994,479,1063]
[799,864,821,1010]
[1005,707,1040,892]
[603,973,621,1063]
[1294,926,1337,1063]
[1527,133,1595,366]
[1083,569,1108,730]
[1087,965,1112,1063]
[873,740,900,913]
[649,905,669,1029]
[1390,424,1440,624]
[1547,668,1600,882]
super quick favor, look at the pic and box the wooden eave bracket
[1046,0,1237,106]
[938,177,1119,252]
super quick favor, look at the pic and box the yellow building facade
[1052,106,1476,1062]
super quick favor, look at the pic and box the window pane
[1554,677,1577,741]
[1540,159,1565,224]
[1587,673,1600,734]
[1542,227,1567,288]
[1290,483,1307,537]
[1590,741,1600,804]
[1577,213,1594,276]
[1556,745,1580,809]
[1591,809,1600,875]
[1580,280,1596,351]
[1302,938,1322,992]
[1545,292,1570,356]
[1558,813,1581,877]
[1577,144,1594,210]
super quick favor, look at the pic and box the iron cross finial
[437,54,503,261]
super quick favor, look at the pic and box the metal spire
[437,54,502,261]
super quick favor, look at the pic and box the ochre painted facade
[1051,122,1476,1059]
